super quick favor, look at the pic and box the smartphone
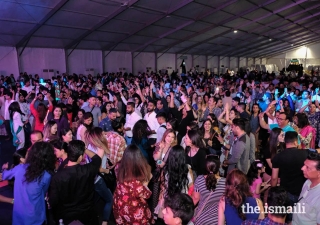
[216,87,219,91]
[284,88,287,93]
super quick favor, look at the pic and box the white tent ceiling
[1,0,320,58]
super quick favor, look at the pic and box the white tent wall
[20,48,66,78]
[220,56,230,73]
[157,53,175,73]
[193,55,206,72]
[104,51,132,74]
[0,46,19,77]
[133,52,155,75]
[207,56,219,73]
[239,57,247,68]
[248,58,254,69]
[229,57,238,71]
[177,54,192,72]
[67,49,103,75]
[261,58,267,64]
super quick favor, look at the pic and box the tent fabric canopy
[1,0,320,58]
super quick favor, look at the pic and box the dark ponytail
[205,155,220,191]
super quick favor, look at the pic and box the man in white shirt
[22,79,34,93]
[293,152,320,225]
[143,101,159,146]
[156,112,167,143]
[4,90,15,139]
[124,102,141,144]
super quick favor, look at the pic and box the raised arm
[298,100,311,113]
[135,81,145,103]
[46,93,53,110]
[286,94,295,112]
[169,92,175,108]
[259,112,270,130]
[225,104,233,125]
[218,109,227,124]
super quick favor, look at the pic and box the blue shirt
[242,217,287,225]
[3,164,51,225]
[225,197,259,225]
[99,116,113,132]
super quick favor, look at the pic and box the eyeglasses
[276,117,286,121]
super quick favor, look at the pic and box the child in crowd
[247,161,271,199]
[162,193,194,225]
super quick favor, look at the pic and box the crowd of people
[0,68,320,225]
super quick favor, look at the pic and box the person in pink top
[247,161,271,199]
[30,92,53,131]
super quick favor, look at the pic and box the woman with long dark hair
[247,161,270,199]
[200,119,222,155]
[132,119,152,161]
[50,139,69,172]
[114,144,153,224]
[61,128,73,143]
[47,105,69,137]
[30,92,53,131]
[76,112,93,142]
[9,101,25,149]
[192,155,226,225]
[166,118,178,132]
[185,129,207,177]
[154,145,193,221]
[218,169,264,225]
[262,127,285,202]
[262,128,284,179]
[2,142,56,224]
[250,103,260,151]
[72,109,85,134]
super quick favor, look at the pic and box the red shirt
[30,103,53,131]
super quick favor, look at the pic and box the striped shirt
[194,176,226,225]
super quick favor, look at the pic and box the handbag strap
[193,177,221,221]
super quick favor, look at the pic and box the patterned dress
[307,112,320,146]
[113,180,154,225]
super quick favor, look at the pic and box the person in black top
[236,102,250,120]
[50,139,69,172]
[271,131,308,223]
[168,92,194,144]
[184,129,207,177]
[262,128,285,178]
[49,140,103,225]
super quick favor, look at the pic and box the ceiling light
[234,30,238,33]
[269,39,272,41]
[166,15,170,18]
[291,44,294,46]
